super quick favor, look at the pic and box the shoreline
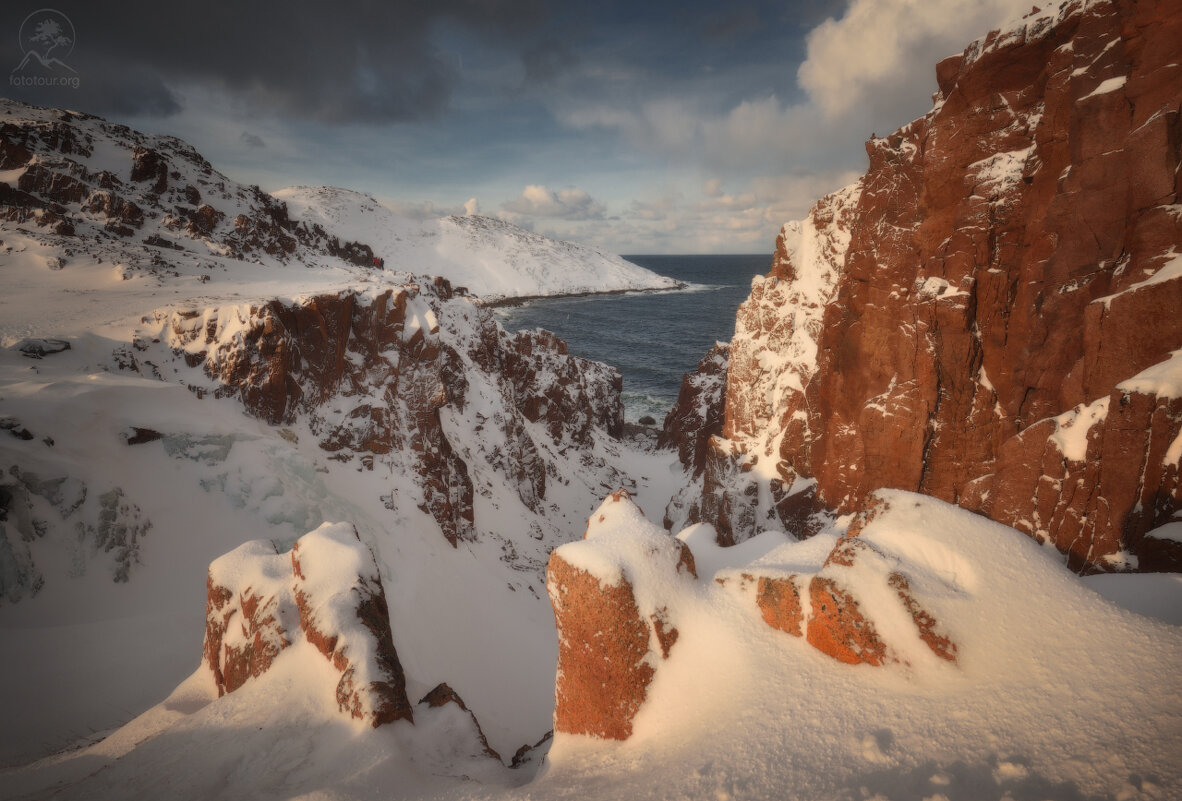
[483,281,689,308]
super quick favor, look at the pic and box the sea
[493,254,769,424]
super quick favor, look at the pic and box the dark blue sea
[494,254,769,424]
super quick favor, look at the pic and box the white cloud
[798,0,1032,120]
[502,185,606,220]
[463,197,480,216]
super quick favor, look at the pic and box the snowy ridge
[0,99,678,347]
[275,185,681,302]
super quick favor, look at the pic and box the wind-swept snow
[275,186,680,302]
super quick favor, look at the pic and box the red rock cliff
[691,0,1182,572]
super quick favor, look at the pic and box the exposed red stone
[202,572,291,697]
[888,573,958,663]
[806,576,889,666]
[755,575,804,637]
[650,607,679,658]
[547,551,654,740]
[692,0,1182,571]
[659,343,729,476]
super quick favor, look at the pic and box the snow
[1117,348,1182,399]
[1048,395,1109,461]
[1078,74,1128,101]
[968,145,1034,194]
[1145,521,1182,544]
[1093,250,1182,309]
[275,186,680,303]
[1082,572,1182,626]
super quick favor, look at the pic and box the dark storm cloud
[240,131,266,148]
[521,40,577,84]
[2,0,546,121]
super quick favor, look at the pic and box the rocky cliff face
[0,100,374,272]
[679,0,1182,572]
[149,278,624,551]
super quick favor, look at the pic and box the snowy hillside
[275,186,681,302]
[0,99,676,348]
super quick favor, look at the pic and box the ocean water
[494,254,769,424]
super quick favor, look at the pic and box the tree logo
[11,8,79,87]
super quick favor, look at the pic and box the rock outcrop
[689,0,1182,571]
[157,280,623,550]
[0,101,374,268]
[547,490,696,740]
[203,522,413,727]
[659,343,729,476]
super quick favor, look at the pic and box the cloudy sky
[4,0,1032,254]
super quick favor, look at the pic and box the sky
[2,0,1033,255]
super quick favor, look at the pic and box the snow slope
[275,186,680,302]
[6,492,1180,801]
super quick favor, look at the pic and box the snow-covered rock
[205,522,413,727]
[546,490,696,740]
[680,0,1182,571]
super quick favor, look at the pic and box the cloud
[702,178,724,198]
[240,131,266,148]
[0,0,549,122]
[798,0,1032,120]
[463,197,480,216]
[502,185,606,220]
[521,167,863,255]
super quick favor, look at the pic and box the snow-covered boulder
[546,490,696,740]
[203,522,413,727]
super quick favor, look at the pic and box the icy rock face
[159,279,622,547]
[0,465,149,603]
[0,100,374,269]
[546,490,696,740]
[694,0,1182,571]
[658,343,729,477]
[204,522,413,727]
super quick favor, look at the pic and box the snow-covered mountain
[0,98,677,346]
[275,185,681,302]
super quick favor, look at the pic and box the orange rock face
[547,491,696,740]
[547,552,654,740]
[806,576,888,667]
[756,576,805,637]
[694,0,1182,571]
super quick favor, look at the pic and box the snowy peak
[275,184,681,302]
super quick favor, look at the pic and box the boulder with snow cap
[291,522,413,726]
[203,540,297,695]
[806,496,959,666]
[547,489,697,740]
[201,522,413,727]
